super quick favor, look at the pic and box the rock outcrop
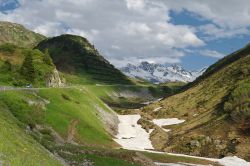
[46,68,65,87]
[95,105,119,136]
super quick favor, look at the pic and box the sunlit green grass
[0,102,62,166]
[0,88,116,148]
[39,88,115,146]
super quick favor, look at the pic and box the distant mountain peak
[120,62,207,83]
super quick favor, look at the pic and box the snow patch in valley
[153,107,162,112]
[114,115,154,151]
[153,152,250,166]
[216,156,250,166]
[152,118,185,127]
[142,98,163,105]
[152,152,250,166]
[114,115,250,166]
[154,162,206,166]
[162,129,171,132]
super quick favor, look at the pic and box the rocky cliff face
[46,68,65,87]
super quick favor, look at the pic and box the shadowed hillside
[36,34,132,85]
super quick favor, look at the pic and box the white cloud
[199,50,225,58]
[184,49,225,58]
[162,0,250,39]
[164,0,250,28]
[199,24,249,40]
[123,22,151,36]
[125,0,145,11]
[2,0,248,67]
[0,0,205,67]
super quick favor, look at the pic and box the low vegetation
[0,88,117,147]
[224,78,250,133]
[141,44,250,160]
[0,101,61,165]
[0,44,55,86]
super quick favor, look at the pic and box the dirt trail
[67,119,79,143]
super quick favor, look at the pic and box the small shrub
[0,60,12,72]
[223,79,250,128]
[40,129,52,135]
[0,43,16,53]
[42,134,54,142]
[20,51,35,82]
[43,49,54,66]
[62,93,71,101]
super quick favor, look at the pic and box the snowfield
[215,156,250,166]
[152,118,185,127]
[114,114,250,166]
[153,153,250,166]
[114,115,154,151]
[154,162,205,166]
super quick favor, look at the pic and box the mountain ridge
[36,34,133,85]
[0,21,46,48]
[120,61,206,83]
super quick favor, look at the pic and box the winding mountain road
[0,84,151,92]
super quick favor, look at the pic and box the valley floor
[0,85,249,166]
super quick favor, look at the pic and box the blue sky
[0,0,250,70]
[0,0,19,13]
[170,9,250,69]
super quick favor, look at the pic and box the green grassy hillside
[0,87,157,165]
[36,34,132,85]
[141,44,250,160]
[0,21,45,48]
[0,101,62,165]
[0,44,55,87]
[0,88,117,148]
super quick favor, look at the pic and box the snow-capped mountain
[120,62,207,83]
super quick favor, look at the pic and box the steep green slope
[0,88,156,165]
[0,88,118,148]
[0,44,56,87]
[0,101,62,165]
[186,43,250,89]
[0,21,45,48]
[36,34,132,85]
[141,44,250,160]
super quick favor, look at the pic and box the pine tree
[0,60,11,72]
[43,49,54,66]
[21,52,35,82]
